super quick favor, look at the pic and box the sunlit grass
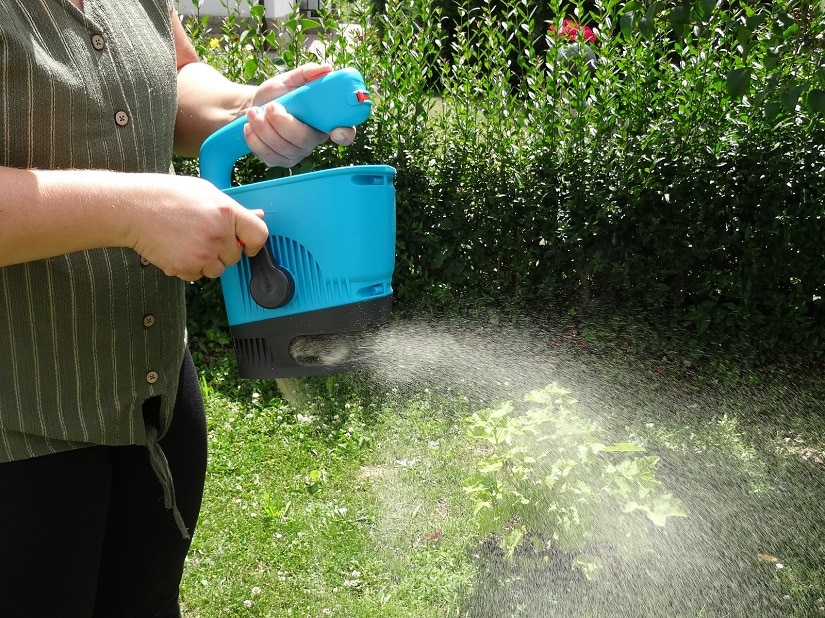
[180,374,480,617]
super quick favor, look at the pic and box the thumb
[235,208,269,257]
[253,63,332,107]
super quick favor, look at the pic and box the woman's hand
[125,174,269,281]
[174,10,356,162]
[243,63,357,168]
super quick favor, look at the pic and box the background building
[174,0,320,19]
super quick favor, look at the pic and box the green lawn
[181,313,825,617]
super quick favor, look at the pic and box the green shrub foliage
[181,0,825,354]
[464,384,688,575]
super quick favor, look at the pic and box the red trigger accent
[356,90,370,103]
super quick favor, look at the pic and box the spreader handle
[199,67,373,189]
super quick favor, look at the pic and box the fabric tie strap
[145,425,191,540]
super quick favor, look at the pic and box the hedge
[180,0,825,355]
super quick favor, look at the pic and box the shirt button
[139,256,151,267]
[91,34,105,51]
[146,371,159,384]
[115,111,129,126]
[143,314,156,328]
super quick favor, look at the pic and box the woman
[0,1,355,616]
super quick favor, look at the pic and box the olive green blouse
[0,0,188,524]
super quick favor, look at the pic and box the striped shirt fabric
[0,0,187,462]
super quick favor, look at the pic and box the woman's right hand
[125,173,269,282]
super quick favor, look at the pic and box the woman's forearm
[0,166,133,266]
[173,61,256,158]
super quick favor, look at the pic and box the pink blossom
[549,19,597,44]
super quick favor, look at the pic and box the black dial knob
[248,244,295,309]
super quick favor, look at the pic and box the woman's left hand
[244,63,357,168]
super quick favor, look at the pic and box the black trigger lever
[248,244,295,309]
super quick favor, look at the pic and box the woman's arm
[171,10,355,163]
[0,166,131,266]
[0,166,268,281]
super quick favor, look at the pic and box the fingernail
[331,129,346,144]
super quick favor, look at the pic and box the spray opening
[288,333,355,367]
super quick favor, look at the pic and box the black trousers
[0,350,207,618]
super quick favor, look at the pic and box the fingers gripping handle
[199,67,373,190]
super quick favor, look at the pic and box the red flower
[549,19,597,44]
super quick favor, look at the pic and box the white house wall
[175,0,296,19]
